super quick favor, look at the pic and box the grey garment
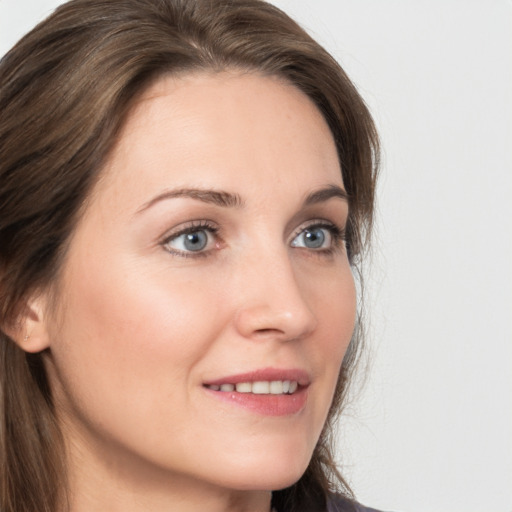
[351,506,386,512]
[327,494,387,512]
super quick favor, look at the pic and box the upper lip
[203,367,310,387]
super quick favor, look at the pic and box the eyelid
[290,218,347,252]
[160,220,220,257]
[290,218,345,240]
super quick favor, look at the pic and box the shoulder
[326,494,392,512]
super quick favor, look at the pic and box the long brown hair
[0,1,379,511]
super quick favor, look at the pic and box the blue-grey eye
[183,231,208,251]
[167,229,211,253]
[291,226,331,249]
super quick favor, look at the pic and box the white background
[1,1,511,511]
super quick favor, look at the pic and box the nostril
[254,328,281,335]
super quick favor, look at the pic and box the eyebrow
[137,183,348,214]
[303,184,349,207]
[137,187,244,213]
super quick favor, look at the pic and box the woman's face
[41,72,356,495]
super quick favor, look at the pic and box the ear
[3,295,51,353]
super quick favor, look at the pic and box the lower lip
[204,386,308,416]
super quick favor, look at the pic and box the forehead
[94,71,343,211]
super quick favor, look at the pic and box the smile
[205,380,299,395]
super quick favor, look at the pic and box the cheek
[45,255,225,430]
[63,251,221,346]
[295,263,357,438]
[307,262,356,356]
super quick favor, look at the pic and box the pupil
[305,229,325,248]
[184,231,207,251]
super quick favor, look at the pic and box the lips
[202,368,310,416]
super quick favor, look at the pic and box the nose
[233,248,318,342]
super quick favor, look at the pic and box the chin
[203,423,320,491]
[252,468,307,492]
[210,450,311,492]
[221,471,306,493]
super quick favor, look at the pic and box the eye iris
[184,231,208,251]
[304,228,325,248]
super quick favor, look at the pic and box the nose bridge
[233,237,317,340]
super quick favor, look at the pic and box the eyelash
[161,219,346,258]
[161,221,219,259]
[291,221,347,256]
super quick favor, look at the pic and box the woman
[0,1,379,511]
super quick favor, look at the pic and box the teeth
[269,381,283,394]
[235,382,252,393]
[208,380,299,395]
[252,381,270,394]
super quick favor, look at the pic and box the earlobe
[4,296,51,353]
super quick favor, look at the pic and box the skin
[25,72,356,512]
